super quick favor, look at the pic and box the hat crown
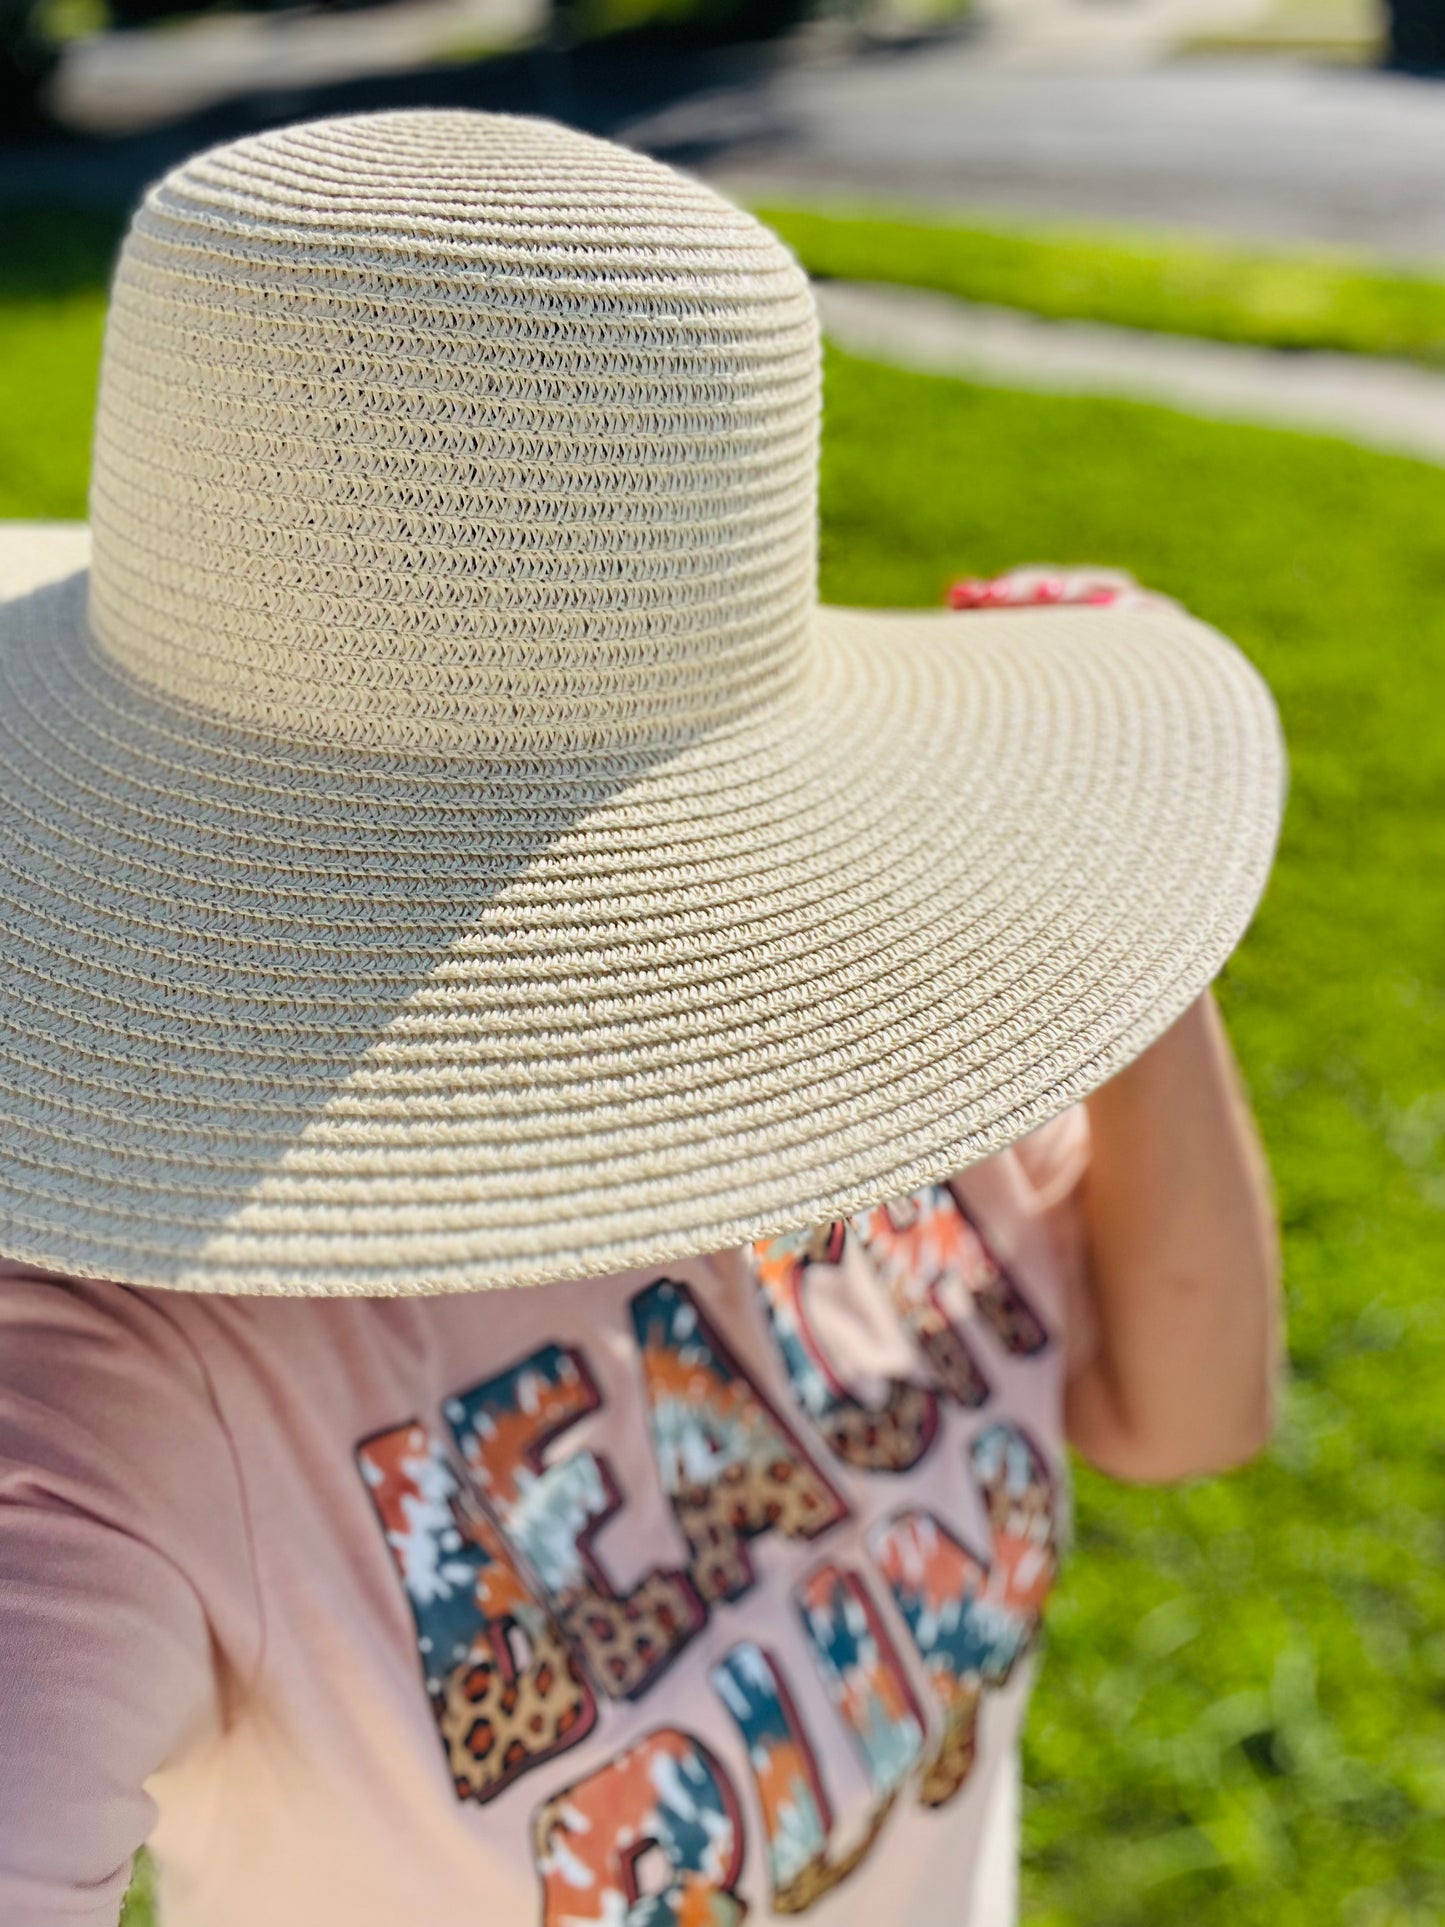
[87,110,821,753]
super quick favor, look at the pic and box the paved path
[814,279,1445,463]
[635,52,1445,261]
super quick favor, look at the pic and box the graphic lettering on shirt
[749,1222,941,1473]
[795,1565,926,1805]
[750,1184,1049,1476]
[356,1420,596,1803]
[631,1277,848,1605]
[533,1727,747,1927]
[871,1422,1060,1806]
[712,1642,892,1915]
[359,1167,1067,1913]
[444,1345,706,1700]
[870,1185,1050,1362]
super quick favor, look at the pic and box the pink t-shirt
[0,1110,1091,1927]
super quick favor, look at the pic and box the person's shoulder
[0,1260,209,1370]
[0,1262,227,1469]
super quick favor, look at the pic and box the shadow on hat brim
[0,521,1284,1296]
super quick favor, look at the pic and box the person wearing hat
[0,109,1283,1927]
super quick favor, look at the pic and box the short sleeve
[1013,1105,1098,1376]
[0,1273,261,1926]
[1013,1103,1091,1211]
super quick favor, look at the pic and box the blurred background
[4,1,1445,1923]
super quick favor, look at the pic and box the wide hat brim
[0,521,1283,1296]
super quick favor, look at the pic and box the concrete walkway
[655,54,1445,262]
[813,279,1445,464]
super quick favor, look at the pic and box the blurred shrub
[0,0,62,130]
[555,0,976,38]
[0,0,838,134]
[550,0,817,43]
[1385,0,1445,67]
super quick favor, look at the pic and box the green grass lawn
[5,207,1445,1924]
[756,201,1445,366]
[820,349,1445,1926]
[0,208,116,521]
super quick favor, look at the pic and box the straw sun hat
[0,109,1283,1297]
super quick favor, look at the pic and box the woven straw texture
[0,111,1284,1296]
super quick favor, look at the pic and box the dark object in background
[0,0,60,131]
[549,0,816,47]
[1385,0,1445,67]
[0,0,413,128]
[0,0,821,142]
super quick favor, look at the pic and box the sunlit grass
[0,208,116,520]
[817,346,1445,1926]
[755,200,1445,365]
